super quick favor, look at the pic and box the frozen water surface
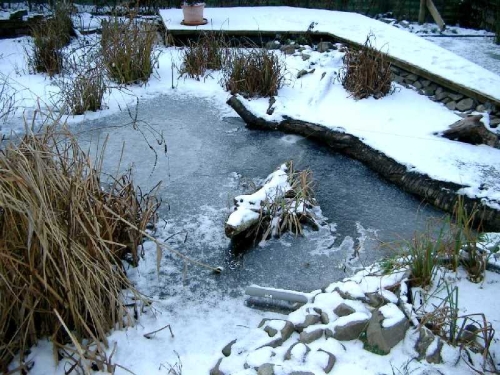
[76,95,443,298]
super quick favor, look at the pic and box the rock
[490,117,500,128]
[413,81,423,89]
[264,325,278,337]
[441,97,451,104]
[414,327,435,360]
[366,308,409,354]
[405,74,418,82]
[442,115,499,147]
[280,45,296,55]
[299,328,324,344]
[318,349,336,373]
[210,358,225,375]
[301,53,311,61]
[295,314,321,332]
[320,312,330,324]
[265,40,281,50]
[448,92,464,101]
[476,104,487,112]
[435,87,444,95]
[434,91,448,101]
[258,363,275,375]
[365,293,385,308]
[399,20,410,28]
[326,318,369,341]
[390,66,401,75]
[297,69,315,79]
[317,41,334,53]
[9,9,28,20]
[446,101,457,111]
[259,319,295,348]
[392,75,404,84]
[421,80,431,87]
[423,86,436,96]
[222,339,237,357]
[426,339,443,364]
[333,303,356,317]
[456,98,475,112]
[399,71,408,77]
[284,342,310,361]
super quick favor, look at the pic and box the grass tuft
[340,33,393,100]
[101,17,158,84]
[0,125,159,371]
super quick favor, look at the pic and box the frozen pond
[425,36,500,76]
[76,95,443,298]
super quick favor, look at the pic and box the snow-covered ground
[160,7,500,102]
[1,6,500,375]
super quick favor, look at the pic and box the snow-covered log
[225,162,320,241]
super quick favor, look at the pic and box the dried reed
[0,125,159,371]
[340,33,393,99]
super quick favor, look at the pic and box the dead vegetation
[340,33,393,100]
[222,48,286,98]
[179,32,230,80]
[101,17,158,84]
[0,125,160,372]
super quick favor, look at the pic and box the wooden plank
[418,0,426,24]
[426,0,446,31]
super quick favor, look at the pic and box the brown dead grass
[0,125,159,372]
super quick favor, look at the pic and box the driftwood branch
[226,95,500,231]
[441,115,499,148]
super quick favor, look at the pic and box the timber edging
[226,95,500,231]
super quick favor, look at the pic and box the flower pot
[181,3,206,26]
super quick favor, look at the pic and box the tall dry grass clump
[340,33,393,99]
[179,32,230,80]
[0,126,159,372]
[28,3,74,77]
[101,17,158,84]
[222,48,285,98]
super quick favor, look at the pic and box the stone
[9,9,28,20]
[366,308,410,354]
[326,318,369,341]
[414,327,435,360]
[320,312,330,324]
[280,45,296,55]
[426,339,443,364]
[222,339,237,357]
[413,81,423,90]
[210,358,225,375]
[318,349,336,373]
[333,303,356,317]
[434,91,448,101]
[295,314,321,332]
[284,342,310,361]
[399,20,410,28]
[264,325,278,337]
[297,69,315,79]
[390,66,401,75]
[265,40,281,50]
[476,104,487,112]
[435,87,443,95]
[446,101,457,111]
[423,86,436,96]
[448,92,464,101]
[299,328,324,344]
[421,80,431,87]
[365,293,385,308]
[456,98,475,112]
[490,117,500,128]
[317,41,334,53]
[259,319,295,348]
[392,75,404,84]
[405,74,418,82]
[258,363,275,375]
[301,53,311,61]
[399,71,409,77]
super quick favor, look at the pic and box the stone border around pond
[226,95,500,232]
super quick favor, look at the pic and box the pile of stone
[210,268,457,375]
[391,66,500,128]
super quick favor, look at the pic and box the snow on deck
[160,6,500,103]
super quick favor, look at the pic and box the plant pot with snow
[181,2,207,26]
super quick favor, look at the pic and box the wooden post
[426,0,446,31]
[418,0,426,24]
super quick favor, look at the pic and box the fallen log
[441,115,499,148]
[226,95,500,231]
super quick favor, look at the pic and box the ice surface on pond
[75,95,443,297]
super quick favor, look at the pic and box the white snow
[379,303,405,328]
[160,6,500,101]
